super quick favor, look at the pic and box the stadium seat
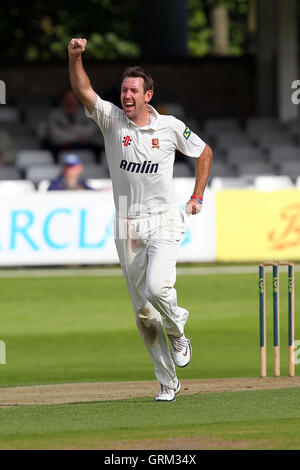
[246,117,282,137]
[16,150,54,171]
[0,180,36,197]
[254,175,294,191]
[0,106,20,123]
[268,144,300,164]
[82,164,110,179]
[16,95,53,134]
[214,131,253,151]
[285,118,300,134]
[87,179,113,190]
[25,107,52,130]
[226,146,266,164]
[25,164,60,185]
[291,130,300,144]
[204,118,240,135]
[277,161,300,180]
[0,166,21,180]
[210,176,254,190]
[234,160,275,177]
[0,122,31,136]
[287,125,300,143]
[173,161,193,177]
[57,149,96,165]
[255,131,294,149]
[14,136,41,151]
[209,160,233,179]
[187,150,225,175]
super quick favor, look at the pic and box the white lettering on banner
[0,182,216,265]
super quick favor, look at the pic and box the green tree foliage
[188,0,212,56]
[188,0,249,56]
[0,0,250,62]
[225,0,249,55]
[0,1,140,62]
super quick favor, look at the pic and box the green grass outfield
[1,389,300,450]
[0,266,299,449]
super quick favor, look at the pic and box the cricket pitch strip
[0,377,300,407]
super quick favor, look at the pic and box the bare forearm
[192,145,213,199]
[185,145,213,216]
[68,38,97,113]
[69,55,91,100]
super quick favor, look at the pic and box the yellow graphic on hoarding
[268,203,300,250]
[217,189,300,261]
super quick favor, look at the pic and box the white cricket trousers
[114,207,189,390]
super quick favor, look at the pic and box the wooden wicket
[259,262,295,378]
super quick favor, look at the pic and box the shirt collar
[125,104,160,130]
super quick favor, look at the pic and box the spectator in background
[48,153,93,190]
[0,129,16,165]
[45,88,103,161]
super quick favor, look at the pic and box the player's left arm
[185,144,213,216]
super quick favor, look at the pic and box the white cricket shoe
[155,381,181,402]
[168,335,192,367]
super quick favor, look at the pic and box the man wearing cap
[48,153,93,190]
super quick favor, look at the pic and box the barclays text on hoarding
[0,188,215,265]
[0,209,113,250]
[2,208,188,250]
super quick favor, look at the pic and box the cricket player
[68,38,213,402]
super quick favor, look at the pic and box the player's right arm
[68,38,97,114]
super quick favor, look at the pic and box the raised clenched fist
[68,38,87,58]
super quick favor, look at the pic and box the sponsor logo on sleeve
[183,127,191,140]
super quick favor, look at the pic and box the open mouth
[124,101,135,112]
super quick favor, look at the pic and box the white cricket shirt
[86,95,206,217]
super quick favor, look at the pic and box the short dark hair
[121,66,154,93]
